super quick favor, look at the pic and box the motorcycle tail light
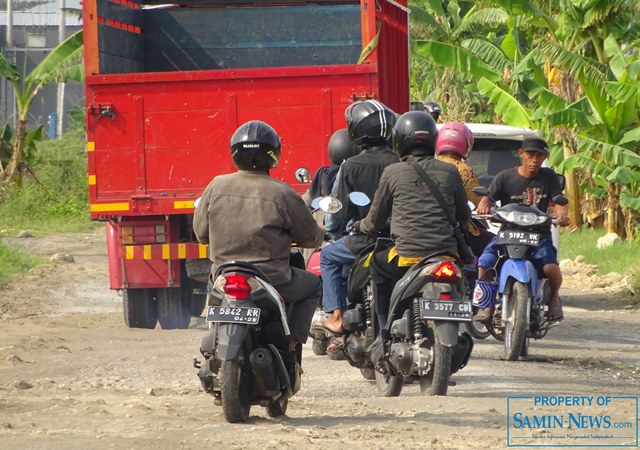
[222,274,253,300]
[432,261,457,279]
[439,292,452,300]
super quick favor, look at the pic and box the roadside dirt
[0,228,638,449]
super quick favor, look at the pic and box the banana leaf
[477,77,531,127]
[414,41,502,83]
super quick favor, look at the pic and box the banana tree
[0,30,84,187]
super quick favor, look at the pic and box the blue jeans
[320,238,356,313]
[478,237,558,273]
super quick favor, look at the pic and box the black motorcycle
[369,251,474,396]
[195,261,302,423]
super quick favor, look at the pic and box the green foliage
[0,128,95,234]
[0,240,43,283]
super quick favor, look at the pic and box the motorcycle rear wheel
[311,338,328,356]
[419,331,453,396]
[360,367,375,380]
[220,346,252,423]
[464,320,490,340]
[504,282,529,361]
[375,364,403,397]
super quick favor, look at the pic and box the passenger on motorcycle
[312,100,399,338]
[303,128,358,205]
[352,111,470,328]
[423,101,442,122]
[473,136,570,323]
[193,120,324,353]
[435,122,494,256]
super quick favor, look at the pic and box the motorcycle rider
[424,101,442,122]
[352,111,470,328]
[306,128,358,201]
[312,100,399,339]
[435,122,494,256]
[474,136,570,323]
[193,120,324,354]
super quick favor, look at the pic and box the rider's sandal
[545,305,564,323]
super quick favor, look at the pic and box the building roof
[0,0,82,27]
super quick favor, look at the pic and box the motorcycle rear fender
[499,259,537,296]
[216,323,250,361]
[433,321,460,347]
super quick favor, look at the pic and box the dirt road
[0,229,638,449]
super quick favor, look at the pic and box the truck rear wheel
[157,287,191,329]
[123,288,157,329]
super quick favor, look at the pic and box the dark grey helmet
[230,120,281,170]
[327,128,357,165]
[344,100,397,146]
[392,111,439,158]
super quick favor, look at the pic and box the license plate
[497,230,540,246]
[420,299,472,321]
[206,306,261,324]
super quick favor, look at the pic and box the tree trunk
[3,119,26,188]
[607,183,625,238]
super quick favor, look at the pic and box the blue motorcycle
[472,189,568,361]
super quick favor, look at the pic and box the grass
[0,241,44,283]
[559,226,640,301]
[0,128,97,235]
[0,128,96,281]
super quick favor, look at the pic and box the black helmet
[392,111,439,158]
[230,120,281,170]
[424,101,442,121]
[345,100,397,146]
[327,128,357,165]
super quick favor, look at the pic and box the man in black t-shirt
[475,136,569,323]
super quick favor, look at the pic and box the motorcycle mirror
[318,196,343,214]
[295,167,311,183]
[348,191,371,207]
[310,196,322,210]
[193,197,201,209]
[472,186,490,197]
[552,195,569,206]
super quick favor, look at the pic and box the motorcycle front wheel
[464,319,490,340]
[220,345,252,423]
[266,395,288,418]
[504,282,529,361]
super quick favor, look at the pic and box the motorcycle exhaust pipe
[249,348,281,398]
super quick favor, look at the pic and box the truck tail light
[120,224,167,244]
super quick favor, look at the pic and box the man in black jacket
[354,111,470,328]
[312,100,398,338]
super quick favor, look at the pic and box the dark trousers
[370,247,410,331]
[275,267,321,344]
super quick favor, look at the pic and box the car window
[467,138,522,187]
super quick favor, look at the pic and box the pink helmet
[435,122,474,159]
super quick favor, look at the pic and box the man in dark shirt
[312,100,398,337]
[354,111,470,328]
[475,136,569,322]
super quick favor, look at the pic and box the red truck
[82,0,409,329]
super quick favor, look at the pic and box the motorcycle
[193,174,336,423]
[369,251,474,397]
[471,187,569,361]
[195,261,302,422]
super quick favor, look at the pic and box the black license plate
[206,306,261,324]
[497,230,540,246]
[420,299,472,322]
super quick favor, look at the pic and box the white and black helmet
[344,100,397,146]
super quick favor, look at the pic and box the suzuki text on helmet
[230,120,281,170]
[436,122,474,160]
[391,111,439,158]
[344,100,397,146]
